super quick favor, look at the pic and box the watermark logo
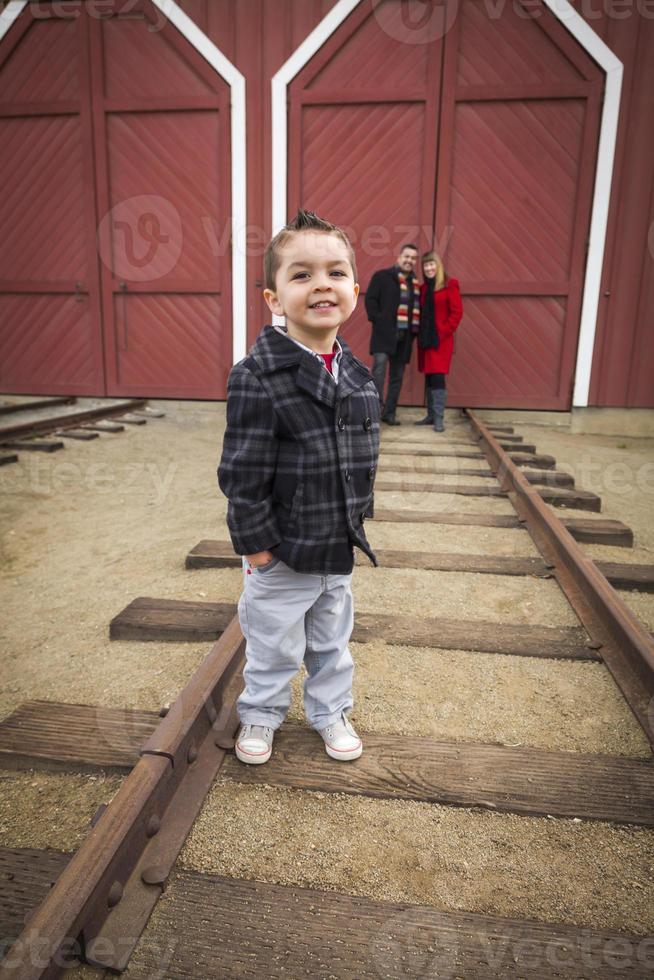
[372,0,459,44]
[373,909,459,978]
[30,0,169,33]
[97,195,183,283]
[0,455,178,505]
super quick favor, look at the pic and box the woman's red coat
[417,277,463,375]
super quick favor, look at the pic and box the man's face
[264,231,359,337]
[397,247,418,274]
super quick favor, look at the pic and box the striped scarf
[396,271,420,330]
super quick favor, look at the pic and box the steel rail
[0,617,245,979]
[466,410,654,749]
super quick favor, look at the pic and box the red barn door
[0,0,232,398]
[0,8,104,394]
[90,1,232,398]
[438,0,603,409]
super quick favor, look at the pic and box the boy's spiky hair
[264,209,358,290]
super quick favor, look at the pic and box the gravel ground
[352,566,580,626]
[377,471,498,487]
[375,489,517,514]
[0,770,122,850]
[378,453,492,472]
[617,590,654,631]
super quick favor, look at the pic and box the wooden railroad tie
[81,420,126,433]
[559,516,634,547]
[0,396,75,416]
[109,597,597,660]
[54,429,100,441]
[0,453,19,466]
[369,508,632,545]
[1,702,652,826]
[1,848,649,979]
[376,479,601,511]
[381,446,556,469]
[382,436,537,454]
[114,414,147,425]
[184,540,653,591]
[0,438,64,452]
[378,465,574,487]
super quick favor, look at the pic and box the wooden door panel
[0,6,105,395]
[436,0,602,408]
[89,0,232,398]
[448,100,585,284]
[448,296,566,407]
[288,0,444,407]
[113,293,227,395]
[0,294,99,392]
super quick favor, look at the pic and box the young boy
[218,210,380,765]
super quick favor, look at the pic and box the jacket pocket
[289,483,304,526]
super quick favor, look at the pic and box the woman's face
[423,260,437,279]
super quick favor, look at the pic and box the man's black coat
[218,325,380,575]
[364,265,417,362]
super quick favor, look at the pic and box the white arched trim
[0,0,248,365]
[270,0,623,407]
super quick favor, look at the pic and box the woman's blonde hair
[422,250,445,290]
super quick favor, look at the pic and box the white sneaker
[318,714,362,761]
[235,724,274,764]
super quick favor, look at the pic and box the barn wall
[577,5,654,407]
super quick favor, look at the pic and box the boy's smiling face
[264,230,359,352]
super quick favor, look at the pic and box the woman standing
[415,251,463,432]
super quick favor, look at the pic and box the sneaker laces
[240,724,272,741]
[323,717,354,740]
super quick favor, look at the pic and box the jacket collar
[249,325,370,407]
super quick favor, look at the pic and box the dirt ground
[1,398,653,959]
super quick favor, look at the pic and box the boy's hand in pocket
[246,550,274,568]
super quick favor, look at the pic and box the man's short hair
[264,209,358,290]
[399,243,418,254]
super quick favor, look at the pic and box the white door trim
[0,0,248,366]
[540,0,623,407]
[270,0,623,407]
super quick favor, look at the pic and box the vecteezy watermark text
[97,194,455,281]
[372,0,654,46]
[1,457,178,505]
[28,0,169,32]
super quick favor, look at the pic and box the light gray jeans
[236,556,355,731]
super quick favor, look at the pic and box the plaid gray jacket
[218,325,381,574]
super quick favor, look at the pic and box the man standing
[365,244,420,425]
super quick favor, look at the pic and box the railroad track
[1,410,652,978]
[0,397,165,462]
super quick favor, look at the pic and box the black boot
[414,410,433,425]
[433,388,447,432]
